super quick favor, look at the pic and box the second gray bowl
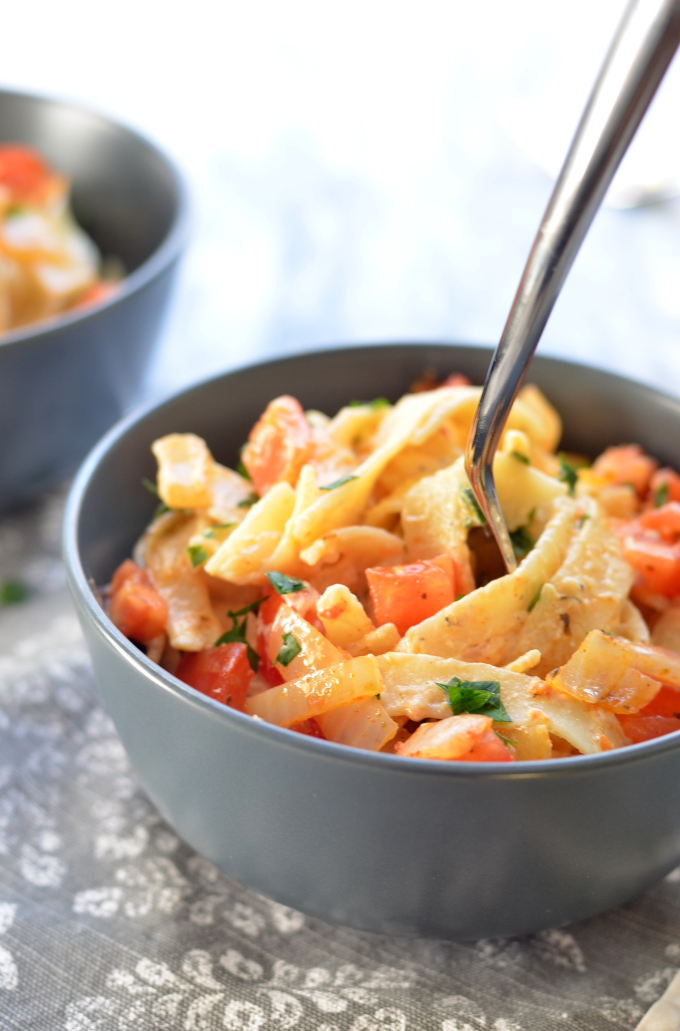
[0,88,188,511]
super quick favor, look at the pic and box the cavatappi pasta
[107,375,680,762]
[0,144,118,333]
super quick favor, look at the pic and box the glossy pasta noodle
[107,377,680,762]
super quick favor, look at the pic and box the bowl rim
[0,85,190,352]
[63,341,680,779]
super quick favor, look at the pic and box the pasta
[107,376,680,762]
[0,144,118,333]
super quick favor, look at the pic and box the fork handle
[466,0,680,572]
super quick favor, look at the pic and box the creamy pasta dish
[0,144,117,333]
[107,375,680,762]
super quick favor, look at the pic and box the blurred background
[4,0,680,399]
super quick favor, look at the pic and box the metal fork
[465,0,680,573]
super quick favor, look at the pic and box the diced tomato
[175,642,253,711]
[366,556,456,636]
[463,729,514,762]
[108,559,168,645]
[292,718,326,739]
[591,444,658,496]
[396,713,513,762]
[649,468,680,506]
[618,714,680,743]
[637,684,680,719]
[442,372,472,387]
[73,281,118,310]
[0,144,55,205]
[638,502,680,539]
[241,395,312,496]
[410,370,471,392]
[110,558,146,594]
[621,533,680,597]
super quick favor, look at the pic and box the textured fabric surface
[0,491,678,1031]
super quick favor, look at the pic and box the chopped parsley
[319,475,358,491]
[0,579,29,605]
[436,676,511,723]
[654,482,670,508]
[236,444,252,481]
[266,571,306,595]
[495,731,515,748]
[142,477,170,517]
[557,454,578,495]
[509,525,534,560]
[462,486,487,526]
[348,397,390,409]
[237,492,259,508]
[214,602,263,671]
[188,544,208,568]
[142,477,160,497]
[276,632,301,667]
[527,585,543,612]
[204,523,236,538]
[511,450,530,465]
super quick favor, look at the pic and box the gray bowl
[0,88,188,511]
[63,343,680,940]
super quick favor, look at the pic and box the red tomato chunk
[109,559,168,645]
[0,144,54,204]
[175,642,253,711]
[366,556,456,636]
[241,395,312,496]
[621,533,680,598]
[618,715,680,743]
[592,444,658,496]
[649,468,680,505]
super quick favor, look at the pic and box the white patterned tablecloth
[1,491,680,1031]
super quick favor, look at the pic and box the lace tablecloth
[1,488,679,1031]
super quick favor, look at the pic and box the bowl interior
[0,89,182,274]
[72,342,680,587]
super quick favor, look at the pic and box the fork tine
[465,0,680,573]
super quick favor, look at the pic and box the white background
[4,0,680,399]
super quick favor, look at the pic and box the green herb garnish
[527,585,543,612]
[142,477,170,516]
[236,443,252,481]
[511,450,530,465]
[214,602,263,671]
[495,731,515,747]
[188,544,208,568]
[436,676,511,723]
[558,454,578,495]
[348,397,390,409]
[266,571,306,595]
[462,486,487,526]
[319,475,358,491]
[237,493,259,508]
[509,525,534,560]
[276,632,301,667]
[0,579,29,605]
[204,523,236,538]
[654,482,670,508]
